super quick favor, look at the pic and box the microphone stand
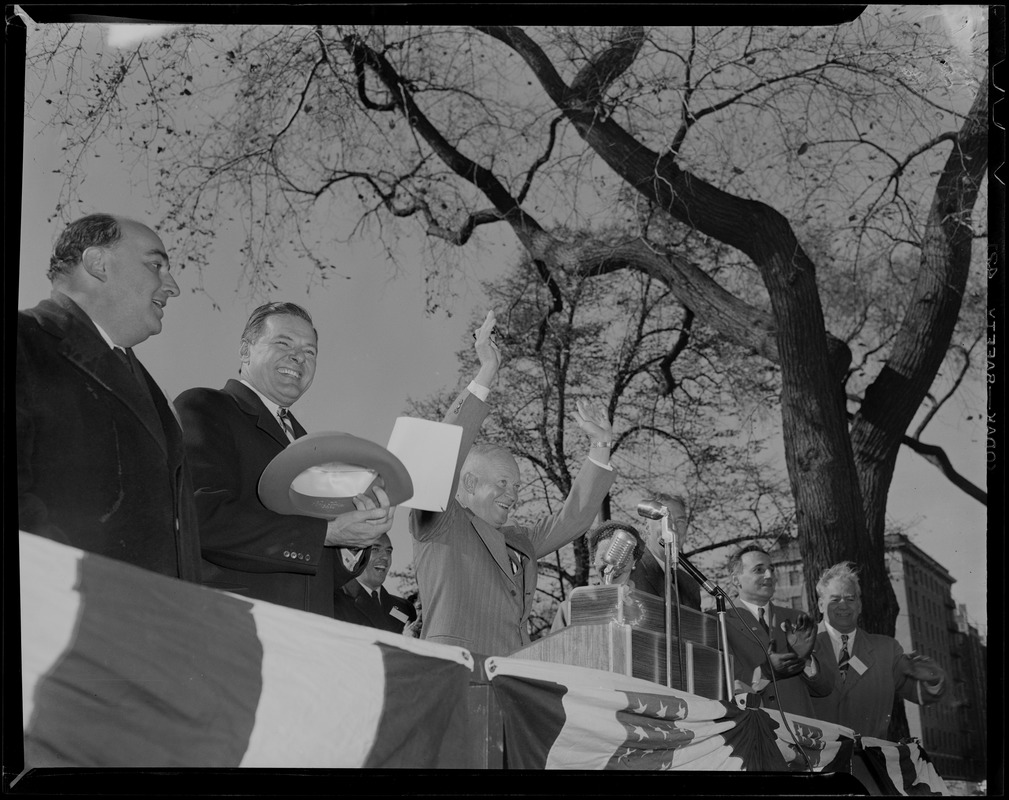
[678,554,735,703]
[658,511,681,690]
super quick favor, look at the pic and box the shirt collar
[240,379,287,418]
[823,621,857,647]
[355,577,380,596]
[90,319,120,351]
[739,598,771,622]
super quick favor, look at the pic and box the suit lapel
[224,379,290,448]
[733,598,771,647]
[345,580,388,626]
[468,512,524,586]
[42,296,170,454]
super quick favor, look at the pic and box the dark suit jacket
[810,627,944,739]
[629,548,703,610]
[175,379,366,615]
[411,388,615,656]
[17,292,201,580]
[723,599,836,718]
[333,580,417,633]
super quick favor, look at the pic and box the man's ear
[80,246,107,282]
[460,472,477,494]
[239,339,251,368]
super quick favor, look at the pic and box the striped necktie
[277,407,295,441]
[838,634,850,681]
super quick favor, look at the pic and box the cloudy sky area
[16,16,989,632]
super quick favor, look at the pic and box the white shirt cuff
[341,548,364,571]
[587,455,613,471]
[803,656,818,678]
[467,381,490,402]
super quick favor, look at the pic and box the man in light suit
[811,562,946,739]
[175,302,394,616]
[17,213,202,580]
[411,311,616,656]
[333,533,418,633]
[723,545,835,717]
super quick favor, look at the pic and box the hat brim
[258,432,414,519]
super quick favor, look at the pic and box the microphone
[600,528,637,584]
[637,498,677,568]
[636,500,667,520]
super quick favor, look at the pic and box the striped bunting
[18,532,472,769]
[485,656,855,772]
[858,737,950,795]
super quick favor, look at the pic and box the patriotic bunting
[485,656,855,772]
[858,737,950,795]
[17,532,473,771]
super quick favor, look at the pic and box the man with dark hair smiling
[333,533,417,633]
[18,213,201,580]
[723,545,835,716]
[175,301,394,616]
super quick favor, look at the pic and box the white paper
[847,654,868,675]
[386,417,463,512]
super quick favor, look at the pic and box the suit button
[283,550,291,558]
[298,553,305,560]
[305,554,311,562]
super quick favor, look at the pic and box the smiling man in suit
[723,545,836,716]
[17,213,202,580]
[811,562,946,739]
[175,302,395,616]
[333,533,417,633]
[411,310,616,656]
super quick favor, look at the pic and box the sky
[14,17,990,634]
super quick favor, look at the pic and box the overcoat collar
[37,292,172,454]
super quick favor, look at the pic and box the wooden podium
[512,585,729,700]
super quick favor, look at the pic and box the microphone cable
[725,602,816,772]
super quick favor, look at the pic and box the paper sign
[386,417,463,512]
[389,607,409,624]
[848,654,868,675]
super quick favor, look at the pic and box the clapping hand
[906,653,944,685]
[767,649,806,678]
[782,612,816,661]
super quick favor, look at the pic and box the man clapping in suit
[723,545,836,717]
[811,562,946,739]
[333,533,417,634]
[411,310,616,656]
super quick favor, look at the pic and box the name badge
[389,607,409,624]
[847,654,868,675]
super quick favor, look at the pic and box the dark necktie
[838,634,850,681]
[758,606,769,634]
[115,347,152,399]
[277,407,295,441]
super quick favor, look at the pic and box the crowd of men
[17,213,947,747]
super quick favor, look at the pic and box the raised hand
[573,398,612,445]
[473,310,501,385]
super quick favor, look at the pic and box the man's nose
[162,270,180,297]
